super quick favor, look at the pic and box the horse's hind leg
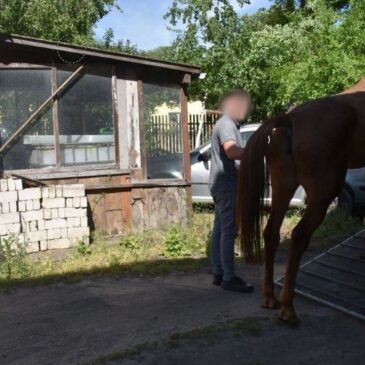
[278,199,330,324]
[263,152,298,309]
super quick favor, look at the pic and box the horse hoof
[262,298,281,309]
[278,310,300,326]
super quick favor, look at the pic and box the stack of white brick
[0,179,23,239]
[0,180,90,253]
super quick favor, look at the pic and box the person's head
[219,90,251,122]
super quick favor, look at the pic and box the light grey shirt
[209,115,243,194]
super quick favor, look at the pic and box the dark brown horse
[237,76,365,325]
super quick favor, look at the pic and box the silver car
[191,123,365,214]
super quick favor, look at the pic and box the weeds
[0,235,30,280]
[0,206,361,288]
[75,238,92,257]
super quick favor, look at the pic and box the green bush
[164,225,204,258]
[0,235,30,280]
[75,238,92,257]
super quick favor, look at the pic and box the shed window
[0,69,55,170]
[143,84,183,180]
[58,69,114,166]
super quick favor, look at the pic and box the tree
[165,0,365,120]
[0,0,120,44]
[94,27,141,55]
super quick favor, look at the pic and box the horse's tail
[237,115,292,264]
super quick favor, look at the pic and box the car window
[240,131,255,147]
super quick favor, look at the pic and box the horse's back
[289,92,365,169]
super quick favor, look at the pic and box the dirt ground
[0,248,364,365]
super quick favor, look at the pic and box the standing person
[209,90,254,293]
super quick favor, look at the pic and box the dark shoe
[221,276,254,293]
[212,274,223,286]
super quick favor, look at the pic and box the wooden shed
[0,34,200,235]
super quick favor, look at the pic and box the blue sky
[94,0,272,51]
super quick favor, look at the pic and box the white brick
[47,229,54,240]
[18,188,41,201]
[25,230,47,242]
[63,184,85,198]
[81,216,88,227]
[0,223,21,236]
[64,208,87,218]
[2,202,9,214]
[44,209,52,219]
[41,187,49,199]
[73,197,80,208]
[0,190,18,202]
[18,201,26,212]
[80,196,88,208]
[42,198,65,209]
[56,185,63,198]
[21,210,43,222]
[44,218,67,230]
[0,213,20,225]
[68,227,90,239]
[61,228,68,238]
[54,228,61,239]
[51,208,58,219]
[9,201,17,213]
[7,179,16,191]
[38,219,45,231]
[66,198,73,208]
[29,221,38,232]
[14,179,23,191]
[48,186,56,198]
[48,238,72,250]
[33,199,41,210]
[26,200,33,211]
[67,217,80,228]
[59,208,65,218]
[0,179,8,192]
[40,240,48,251]
[47,229,61,240]
[26,242,40,254]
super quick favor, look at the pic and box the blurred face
[222,95,251,122]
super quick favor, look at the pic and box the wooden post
[52,66,61,168]
[181,82,193,216]
[181,83,191,183]
[112,66,120,165]
[137,80,147,180]
[0,65,85,157]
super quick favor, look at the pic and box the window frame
[141,81,186,181]
[0,64,120,174]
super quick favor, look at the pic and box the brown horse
[237,76,365,325]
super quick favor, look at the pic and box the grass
[0,204,362,290]
[0,210,213,290]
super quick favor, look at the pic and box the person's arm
[223,141,244,160]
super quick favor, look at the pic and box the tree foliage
[0,0,119,44]
[165,0,365,120]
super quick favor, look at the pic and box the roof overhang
[0,34,201,75]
